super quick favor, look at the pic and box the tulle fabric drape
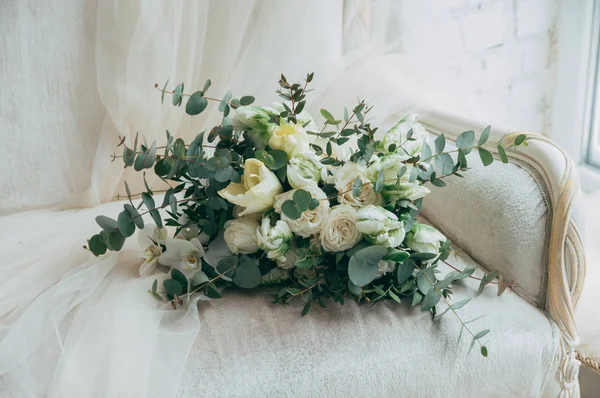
[0,1,477,396]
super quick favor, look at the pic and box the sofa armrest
[418,110,586,397]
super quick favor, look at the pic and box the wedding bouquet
[87,73,526,357]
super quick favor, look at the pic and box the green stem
[414,263,483,349]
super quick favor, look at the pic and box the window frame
[552,0,600,192]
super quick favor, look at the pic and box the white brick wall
[395,0,558,134]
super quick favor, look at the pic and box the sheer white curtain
[0,1,476,396]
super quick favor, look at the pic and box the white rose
[376,260,396,278]
[367,153,431,205]
[404,223,446,256]
[334,161,382,207]
[356,205,405,248]
[138,225,168,276]
[320,204,363,252]
[379,114,428,157]
[159,237,206,276]
[274,185,330,237]
[223,216,260,254]
[256,217,293,266]
[287,152,326,189]
[218,158,283,216]
[269,122,310,158]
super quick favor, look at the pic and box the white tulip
[256,218,293,266]
[223,216,260,254]
[356,205,405,248]
[159,237,206,275]
[404,223,447,256]
[367,153,430,205]
[379,114,428,157]
[231,105,275,132]
[269,122,311,158]
[334,161,382,207]
[138,226,168,277]
[218,159,283,216]
[287,152,325,189]
[320,204,363,252]
[274,185,330,237]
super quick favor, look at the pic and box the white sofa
[0,1,595,396]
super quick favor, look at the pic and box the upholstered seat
[178,250,559,398]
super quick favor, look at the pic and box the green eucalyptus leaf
[117,210,135,237]
[171,268,188,290]
[124,203,144,229]
[268,149,288,170]
[374,170,384,193]
[409,252,437,262]
[347,280,362,296]
[88,234,107,256]
[203,79,212,93]
[412,291,423,306]
[480,346,488,357]
[205,283,222,299]
[384,248,410,263]
[123,147,135,167]
[456,130,475,153]
[160,79,169,104]
[216,256,238,280]
[456,266,476,280]
[348,245,387,287]
[458,148,468,169]
[497,144,509,163]
[154,158,173,177]
[143,142,157,169]
[282,200,302,220]
[191,270,209,286]
[396,260,415,285]
[186,91,208,115]
[474,329,490,340]
[164,279,183,297]
[172,83,184,106]
[421,288,441,311]
[478,125,491,146]
[352,178,363,197]
[239,96,255,106]
[514,134,527,145]
[142,192,162,228]
[96,215,119,231]
[134,153,146,171]
[320,108,337,124]
[416,267,436,294]
[232,255,261,289]
[478,147,494,166]
[107,230,126,251]
[293,189,312,212]
[434,134,446,154]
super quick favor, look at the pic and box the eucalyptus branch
[441,259,517,289]
[133,197,193,220]
[413,263,483,350]
[155,85,232,105]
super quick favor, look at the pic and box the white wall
[394,0,559,135]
